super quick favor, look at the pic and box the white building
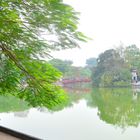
[131,69,138,83]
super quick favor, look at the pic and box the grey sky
[51,0,140,66]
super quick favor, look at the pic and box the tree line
[90,45,140,87]
[48,58,91,78]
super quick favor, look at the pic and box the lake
[1,86,140,140]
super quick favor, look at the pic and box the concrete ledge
[0,126,41,140]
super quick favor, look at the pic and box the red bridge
[61,77,91,84]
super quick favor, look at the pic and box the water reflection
[0,95,29,113]
[132,87,140,100]
[90,88,140,128]
[63,86,140,128]
[14,110,29,118]
[1,86,140,129]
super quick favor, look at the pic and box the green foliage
[100,72,113,87]
[49,58,91,78]
[92,45,140,87]
[64,66,91,78]
[0,0,88,108]
[48,58,73,74]
[79,67,91,78]
[124,44,140,73]
[86,57,97,68]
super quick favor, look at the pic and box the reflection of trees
[5,85,140,129]
[65,84,91,103]
[89,88,140,128]
[49,84,92,112]
[0,95,29,113]
[14,110,29,118]
[0,84,91,113]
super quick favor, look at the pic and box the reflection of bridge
[62,77,91,84]
[64,87,91,94]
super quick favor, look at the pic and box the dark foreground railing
[0,126,42,140]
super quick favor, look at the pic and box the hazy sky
[51,0,140,66]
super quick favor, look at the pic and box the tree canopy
[92,45,140,87]
[49,58,92,78]
[48,58,73,74]
[0,0,88,108]
[86,57,97,68]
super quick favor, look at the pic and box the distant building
[131,69,138,83]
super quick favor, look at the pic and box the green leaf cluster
[0,0,87,108]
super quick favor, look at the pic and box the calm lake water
[1,86,140,140]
